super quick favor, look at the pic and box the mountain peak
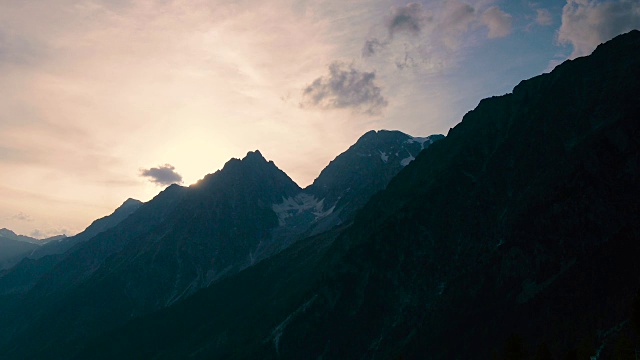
[246,149,263,157]
[0,228,42,244]
[120,198,143,208]
[0,228,18,239]
[196,149,300,202]
[356,129,411,144]
[242,150,268,164]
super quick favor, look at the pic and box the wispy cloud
[0,27,46,67]
[362,1,513,63]
[387,3,429,37]
[558,0,640,58]
[362,37,387,58]
[30,228,68,239]
[535,8,554,26]
[301,62,387,115]
[481,6,513,39]
[140,164,183,186]
[10,212,33,222]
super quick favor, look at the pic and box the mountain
[0,151,301,358]
[0,229,39,245]
[260,130,443,259]
[0,198,142,296]
[0,229,70,270]
[25,198,143,260]
[306,130,442,213]
[0,228,65,245]
[0,236,38,270]
[0,131,441,359]
[75,30,640,360]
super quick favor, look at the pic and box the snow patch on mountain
[273,194,333,226]
[401,155,415,166]
[406,136,435,149]
[379,151,389,163]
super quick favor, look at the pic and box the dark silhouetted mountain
[261,130,443,259]
[0,229,69,269]
[0,198,142,296]
[0,151,303,358]
[0,236,38,270]
[0,130,442,359]
[0,228,66,246]
[27,198,143,260]
[73,30,640,360]
[0,229,38,245]
[307,130,442,214]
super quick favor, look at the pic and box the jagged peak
[120,198,143,207]
[242,150,268,163]
[245,149,263,158]
[195,149,299,195]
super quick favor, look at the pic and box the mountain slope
[0,130,442,359]
[27,198,143,260]
[0,237,38,270]
[274,29,640,359]
[0,229,43,245]
[77,30,640,360]
[0,198,142,296]
[263,130,442,257]
[0,151,301,358]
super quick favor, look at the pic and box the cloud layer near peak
[558,0,640,58]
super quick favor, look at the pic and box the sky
[1,0,639,238]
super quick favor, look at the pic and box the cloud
[481,6,513,38]
[10,212,32,222]
[362,2,513,62]
[29,229,45,239]
[362,38,388,58]
[140,164,183,186]
[437,2,477,48]
[387,3,429,37]
[30,228,68,239]
[535,8,554,26]
[558,0,640,58]
[0,28,44,66]
[301,62,387,115]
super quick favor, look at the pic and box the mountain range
[0,129,439,359]
[0,30,638,360]
[0,228,68,270]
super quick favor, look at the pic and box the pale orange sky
[1,0,638,237]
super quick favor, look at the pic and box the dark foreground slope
[78,30,640,359]
[278,30,640,359]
